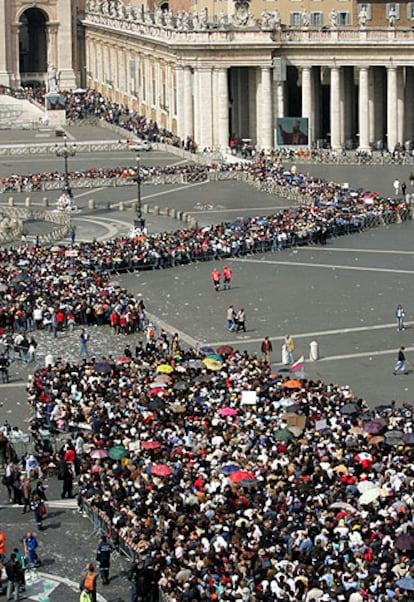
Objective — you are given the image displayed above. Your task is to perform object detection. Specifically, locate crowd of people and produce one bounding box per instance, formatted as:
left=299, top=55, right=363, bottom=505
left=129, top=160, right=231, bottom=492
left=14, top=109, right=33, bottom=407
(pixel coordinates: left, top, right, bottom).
left=0, top=158, right=409, bottom=340
left=18, top=328, right=414, bottom=601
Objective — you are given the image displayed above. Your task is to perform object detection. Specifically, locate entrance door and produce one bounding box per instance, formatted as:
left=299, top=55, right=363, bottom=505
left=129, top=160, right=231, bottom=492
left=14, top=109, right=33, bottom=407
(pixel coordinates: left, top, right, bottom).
left=19, top=8, right=47, bottom=78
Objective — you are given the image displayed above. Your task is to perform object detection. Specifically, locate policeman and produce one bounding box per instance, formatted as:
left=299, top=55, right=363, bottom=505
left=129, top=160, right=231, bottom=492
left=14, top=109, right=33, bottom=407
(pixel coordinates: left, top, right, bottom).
left=95, top=534, right=112, bottom=585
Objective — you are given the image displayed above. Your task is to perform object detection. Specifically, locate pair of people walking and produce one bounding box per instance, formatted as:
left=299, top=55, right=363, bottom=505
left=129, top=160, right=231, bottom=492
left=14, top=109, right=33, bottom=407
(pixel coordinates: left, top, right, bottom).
left=211, top=266, right=232, bottom=291
left=226, top=306, right=246, bottom=332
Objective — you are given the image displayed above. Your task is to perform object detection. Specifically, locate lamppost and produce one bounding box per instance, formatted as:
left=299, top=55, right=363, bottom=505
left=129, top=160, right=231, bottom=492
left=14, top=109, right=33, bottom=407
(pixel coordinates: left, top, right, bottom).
left=54, top=134, right=77, bottom=211
left=134, top=155, right=145, bottom=231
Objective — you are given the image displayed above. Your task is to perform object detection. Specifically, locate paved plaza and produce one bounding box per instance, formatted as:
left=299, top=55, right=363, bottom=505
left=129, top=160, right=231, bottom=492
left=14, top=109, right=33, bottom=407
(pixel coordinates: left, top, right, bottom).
left=1, top=123, right=414, bottom=600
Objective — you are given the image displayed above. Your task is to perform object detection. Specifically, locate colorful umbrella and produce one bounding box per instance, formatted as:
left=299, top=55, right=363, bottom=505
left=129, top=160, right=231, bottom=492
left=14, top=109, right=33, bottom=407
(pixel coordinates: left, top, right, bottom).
left=156, top=364, right=174, bottom=374
left=394, top=534, right=414, bottom=551
left=116, top=356, right=132, bottom=363
left=329, top=502, right=357, bottom=514
left=199, top=346, right=215, bottom=355
left=216, top=345, right=234, bottom=355
left=151, top=464, right=173, bottom=476
left=363, top=420, right=385, bottom=435
left=274, top=428, right=295, bottom=441
left=359, top=487, right=384, bottom=505
left=396, top=577, right=414, bottom=591
left=141, top=441, right=161, bottom=450
left=108, top=445, right=128, bottom=460
left=283, top=379, right=302, bottom=389
left=147, top=386, right=167, bottom=395
left=205, top=354, right=222, bottom=362
left=229, top=470, right=255, bottom=483
left=221, top=464, right=240, bottom=474
left=355, top=452, right=373, bottom=463
left=153, top=374, right=171, bottom=384
left=217, top=407, right=238, bottom=416
left=90, top=448, right=108, bottom=459
left=203, top=358, right=222, bottom=371
left=385, top=429, right=405, bottom=445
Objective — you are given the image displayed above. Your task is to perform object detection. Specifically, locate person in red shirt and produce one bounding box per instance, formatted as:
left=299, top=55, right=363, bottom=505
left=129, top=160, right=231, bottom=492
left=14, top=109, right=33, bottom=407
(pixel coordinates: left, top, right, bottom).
left=223, top=266, right=232, bottom=290
left=211, top=268, right=221, bottom=292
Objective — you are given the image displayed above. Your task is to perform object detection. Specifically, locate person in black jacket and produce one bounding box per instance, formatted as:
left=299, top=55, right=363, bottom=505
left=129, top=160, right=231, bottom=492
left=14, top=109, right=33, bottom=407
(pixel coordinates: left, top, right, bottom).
left=96, top=535, right=111, bottom=585
left=5, top=553, right=24, bottom=601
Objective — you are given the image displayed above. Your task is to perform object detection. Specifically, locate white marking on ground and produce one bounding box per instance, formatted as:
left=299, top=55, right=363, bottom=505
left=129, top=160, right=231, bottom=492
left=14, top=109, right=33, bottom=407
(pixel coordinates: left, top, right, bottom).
left=229, top=257, right=414, bottom=275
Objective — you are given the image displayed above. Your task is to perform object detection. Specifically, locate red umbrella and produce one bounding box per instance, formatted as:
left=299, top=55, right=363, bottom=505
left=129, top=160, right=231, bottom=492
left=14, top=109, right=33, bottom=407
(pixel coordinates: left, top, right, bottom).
left=151, top=464, right=173, bottom=476
left=217, top=407, right=238, bottom=416
left=229, top=470, right=255, bottom=483
left=216, top=345, right=234, bottom=355
left=147, top=386, right=166, bottom=396
left=141, top=441, right=162, bottom=450
left=116, top=356, right=132, bottom=363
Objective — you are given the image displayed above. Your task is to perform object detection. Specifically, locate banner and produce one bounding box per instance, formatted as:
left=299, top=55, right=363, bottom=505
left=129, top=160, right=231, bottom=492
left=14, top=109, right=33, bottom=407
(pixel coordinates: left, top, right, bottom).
left=46, top=94, right=66, bottom=111
left=275, top=117, right=309, bottom=146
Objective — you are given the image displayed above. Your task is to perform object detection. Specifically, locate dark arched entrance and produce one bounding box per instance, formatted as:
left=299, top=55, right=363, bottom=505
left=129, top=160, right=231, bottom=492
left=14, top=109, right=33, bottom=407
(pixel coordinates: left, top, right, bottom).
left=19, top=8, right=48, bottom=76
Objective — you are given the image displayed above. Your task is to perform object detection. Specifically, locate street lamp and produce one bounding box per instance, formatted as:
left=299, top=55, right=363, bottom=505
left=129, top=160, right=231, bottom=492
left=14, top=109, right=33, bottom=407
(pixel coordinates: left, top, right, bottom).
left=134, top=154, right=145, bottom=231
left=54, top=134, right=77, bottom=211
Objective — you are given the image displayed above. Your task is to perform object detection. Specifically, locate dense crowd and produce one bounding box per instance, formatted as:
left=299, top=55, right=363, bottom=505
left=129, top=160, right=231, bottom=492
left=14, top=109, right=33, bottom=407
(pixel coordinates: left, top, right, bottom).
left=22, top=331, right=414, bottom=602
left=0, top=159, right=410, bottom=335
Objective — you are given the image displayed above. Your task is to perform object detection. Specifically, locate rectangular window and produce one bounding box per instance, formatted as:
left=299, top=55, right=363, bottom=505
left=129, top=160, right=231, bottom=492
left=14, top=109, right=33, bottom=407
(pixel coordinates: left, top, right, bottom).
left=407, top=2, right=414, bottom=18
left=386, top=3, right=400, bottom=18
left=358, top=3, right=372, bottom=19
left=290, top=11, right=302, bottom=25
left=338, top=11, right=350, bottom=24
left=310, top=11, right=323, bottom=25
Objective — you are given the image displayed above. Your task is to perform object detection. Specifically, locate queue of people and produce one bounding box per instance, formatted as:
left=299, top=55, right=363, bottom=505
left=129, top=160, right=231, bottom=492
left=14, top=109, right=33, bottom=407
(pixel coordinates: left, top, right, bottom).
left=20, top=327, right=414, bottom=602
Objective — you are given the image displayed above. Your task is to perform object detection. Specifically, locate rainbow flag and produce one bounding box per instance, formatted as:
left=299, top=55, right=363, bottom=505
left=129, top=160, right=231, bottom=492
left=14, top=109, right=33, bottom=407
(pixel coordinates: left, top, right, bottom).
left=290, top=356, right=305, bottom=371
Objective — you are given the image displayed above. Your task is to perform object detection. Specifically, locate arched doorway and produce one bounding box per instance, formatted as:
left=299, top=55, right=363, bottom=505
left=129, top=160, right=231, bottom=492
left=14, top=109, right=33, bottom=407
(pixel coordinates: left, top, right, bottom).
left=19, top=8, right=48, bottom=78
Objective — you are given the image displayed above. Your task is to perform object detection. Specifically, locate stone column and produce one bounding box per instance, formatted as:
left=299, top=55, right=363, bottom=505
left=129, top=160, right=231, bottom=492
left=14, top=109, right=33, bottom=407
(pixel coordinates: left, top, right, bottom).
left=368, top=67, right=375, bottom=147
left=249, top=68, right=258, bottom=144
left=330, top=67, right=341, bottom=150
left=47, top=24, right=59, bottom=74
left=257, top=67, right=272, bottom=149
left=301, top=67, right=312, bottom=145
left=0, top=0, right=9, bottom=85
left=217, top=67, right=229, bottom=150
left=183, top=66, right=194, bottom=140
left=175, top=65, right=184, bottom=139
left=55, top=0, right=76, bottom=89
left=274, top=81, right=285, bottom=120
left=358, top=67, right=370, bottom=150
left=312, top=67, right=321, bottom=141
left=194, top=67, right=213, bottom=149
left=397, top=67, right=405, bottom=147
left=405, top=67, right=414, bottom=144
left=10, top=23, right=20, bottom=88
left=387, top=66, right=398, bottom=151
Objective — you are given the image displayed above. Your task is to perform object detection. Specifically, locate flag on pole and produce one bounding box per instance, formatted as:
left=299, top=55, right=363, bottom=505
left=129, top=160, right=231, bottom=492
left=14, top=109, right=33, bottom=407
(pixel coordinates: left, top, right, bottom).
left=290, top=356, right=304, bottom=371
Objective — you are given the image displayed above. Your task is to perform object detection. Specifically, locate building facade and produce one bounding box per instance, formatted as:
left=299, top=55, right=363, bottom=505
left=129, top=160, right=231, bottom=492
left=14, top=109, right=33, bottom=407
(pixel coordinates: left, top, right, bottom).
left=0, top=0, right=413, bottom=151
left=83, top=0, right=414, bottom=151
left=0, top=0, right=79, bottom=90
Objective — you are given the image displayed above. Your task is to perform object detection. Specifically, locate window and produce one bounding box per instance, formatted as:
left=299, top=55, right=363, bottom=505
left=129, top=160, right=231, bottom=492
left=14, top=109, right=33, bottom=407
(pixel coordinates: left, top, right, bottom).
left=407, top=2, right=414, bottom=18
left=358, top=3, right=372, bottom=19
left=338, top=11, right=350, bottom=24
left=290, top=11, right=302, bottom=25
left=310, top=11, right=323, bottom=25
left=386, top=3, right=400, bottom=18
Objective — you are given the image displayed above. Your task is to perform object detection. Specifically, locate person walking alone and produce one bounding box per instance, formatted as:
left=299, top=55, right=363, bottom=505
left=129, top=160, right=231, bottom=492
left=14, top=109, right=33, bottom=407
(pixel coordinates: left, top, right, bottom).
left=261, top=336, right=273, bottom=364
left=394, top=346, right=408, bottom=375
left=79, top=329, right=89, bottom=358
left=395, top=304, right=406, bottom=331
left=96, top=534, right=112, bottom=585
left=80, top=563, right=97, bottom=602
left=284, top=334, right=295, bottom=364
